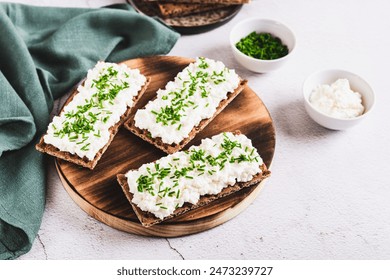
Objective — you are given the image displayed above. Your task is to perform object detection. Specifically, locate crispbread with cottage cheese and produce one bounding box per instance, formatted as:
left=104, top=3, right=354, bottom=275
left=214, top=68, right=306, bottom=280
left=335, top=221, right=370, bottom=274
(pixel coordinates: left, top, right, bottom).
left=36, top=62, right=150, bottom=170
left=117, top=131, right=270, bottom=227
left=124, top=57, right=247, bottom=154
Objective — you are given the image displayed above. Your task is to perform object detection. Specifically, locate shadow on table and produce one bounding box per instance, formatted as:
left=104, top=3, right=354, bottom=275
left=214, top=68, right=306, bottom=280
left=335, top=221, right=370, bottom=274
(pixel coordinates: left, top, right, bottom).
left=272, top=99, right=341, bottom=141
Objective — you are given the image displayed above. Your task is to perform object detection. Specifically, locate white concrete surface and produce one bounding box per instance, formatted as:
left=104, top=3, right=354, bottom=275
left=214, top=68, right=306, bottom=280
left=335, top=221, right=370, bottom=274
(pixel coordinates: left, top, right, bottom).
left=4, top=0, right=390, bottom=259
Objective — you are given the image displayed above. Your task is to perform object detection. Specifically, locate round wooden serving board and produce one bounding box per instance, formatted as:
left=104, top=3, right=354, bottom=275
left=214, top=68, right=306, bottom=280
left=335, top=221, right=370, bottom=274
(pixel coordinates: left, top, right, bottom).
left=55, top=56, right=275, bottom=237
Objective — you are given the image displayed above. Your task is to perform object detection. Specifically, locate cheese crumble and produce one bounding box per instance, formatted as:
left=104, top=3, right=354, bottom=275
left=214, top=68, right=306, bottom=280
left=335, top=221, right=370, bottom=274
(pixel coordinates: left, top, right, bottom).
left=309, top=79, right=364, bottom=119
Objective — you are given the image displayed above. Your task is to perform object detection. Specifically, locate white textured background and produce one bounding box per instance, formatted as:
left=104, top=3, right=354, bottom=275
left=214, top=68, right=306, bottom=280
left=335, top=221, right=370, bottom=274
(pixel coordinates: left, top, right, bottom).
left=3, top=0, right=389, bottom=259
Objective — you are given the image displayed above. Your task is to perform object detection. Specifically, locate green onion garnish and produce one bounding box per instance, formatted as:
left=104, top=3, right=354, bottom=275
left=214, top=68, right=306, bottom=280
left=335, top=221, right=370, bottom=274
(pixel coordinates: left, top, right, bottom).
left=235, top=32, right=289, bottom=60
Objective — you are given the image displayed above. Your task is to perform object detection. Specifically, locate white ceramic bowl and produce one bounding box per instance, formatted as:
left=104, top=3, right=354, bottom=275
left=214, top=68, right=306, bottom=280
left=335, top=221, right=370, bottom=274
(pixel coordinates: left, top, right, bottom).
left=230, top=18, right=296, bottom=73
left=303, top=69, right=375, bottom=130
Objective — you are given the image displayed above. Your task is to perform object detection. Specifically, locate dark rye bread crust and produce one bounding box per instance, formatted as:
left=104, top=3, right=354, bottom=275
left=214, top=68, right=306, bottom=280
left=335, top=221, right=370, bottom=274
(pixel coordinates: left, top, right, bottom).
left=145, top=0, right=250, bottom=4
left=117, top=164, right=270, bottom=227
left=157, top=3, right=226, bottom=18
left=36, top=77, right=151, bottom=170
left=124, top=79, right=248, bottom=154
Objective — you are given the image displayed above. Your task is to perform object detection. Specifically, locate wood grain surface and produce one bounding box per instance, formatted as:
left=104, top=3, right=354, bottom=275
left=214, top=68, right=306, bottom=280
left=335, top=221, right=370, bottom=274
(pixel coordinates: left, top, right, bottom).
left=56, top=56, right=275, bottom=237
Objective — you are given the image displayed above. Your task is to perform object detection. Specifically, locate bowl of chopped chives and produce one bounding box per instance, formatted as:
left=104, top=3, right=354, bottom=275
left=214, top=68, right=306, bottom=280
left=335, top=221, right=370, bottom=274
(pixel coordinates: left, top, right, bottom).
left=230, top=18, right=296, bottom=73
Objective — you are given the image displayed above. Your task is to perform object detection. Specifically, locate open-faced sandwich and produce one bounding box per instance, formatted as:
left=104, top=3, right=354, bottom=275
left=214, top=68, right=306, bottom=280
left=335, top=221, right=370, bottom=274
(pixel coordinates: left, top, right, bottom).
left=36, top=61, right=150, bottom=169
left=117, top=131, right=270, bottom=227
left=124, top=57, right=247, bottom=154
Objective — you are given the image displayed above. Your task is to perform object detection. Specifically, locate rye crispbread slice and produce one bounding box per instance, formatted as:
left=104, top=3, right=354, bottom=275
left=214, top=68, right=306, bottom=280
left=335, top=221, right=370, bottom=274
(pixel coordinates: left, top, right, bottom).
left=36, top=77, right=151, bottom=170
left=157, top=3, right=227, bottom=18
left=117, top=164, right=270, bottom=227
left=124, top=79, right=247, bottom=154
left=144, top=0, right=250, bottom=4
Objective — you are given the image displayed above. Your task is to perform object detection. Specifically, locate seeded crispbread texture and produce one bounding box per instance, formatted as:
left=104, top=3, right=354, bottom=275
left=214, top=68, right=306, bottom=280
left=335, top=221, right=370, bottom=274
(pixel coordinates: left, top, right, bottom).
left=124, top=79, right=247, bottom=154
left=36, top=77, right=151, bottom=170
left=144, top=0, right=250, bottom=4
left=117, top=162, right=270, bottom=227
left=157, top=3, right=227, bottom=18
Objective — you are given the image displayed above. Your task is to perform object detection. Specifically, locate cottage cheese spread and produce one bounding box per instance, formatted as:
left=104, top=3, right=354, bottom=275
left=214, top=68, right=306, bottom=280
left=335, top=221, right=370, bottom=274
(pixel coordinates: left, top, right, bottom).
left=44, top=61, right=147, bottom=160
left=125, top=132, right=263, bottom=219
left=309, top=79, right=364, bottom=119
left=134, top=57, right=240, bottom=145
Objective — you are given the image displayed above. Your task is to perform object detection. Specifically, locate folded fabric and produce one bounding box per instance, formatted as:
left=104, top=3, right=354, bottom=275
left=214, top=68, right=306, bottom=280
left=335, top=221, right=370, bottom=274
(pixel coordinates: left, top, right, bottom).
left=0, top=2, right=179, bottom=259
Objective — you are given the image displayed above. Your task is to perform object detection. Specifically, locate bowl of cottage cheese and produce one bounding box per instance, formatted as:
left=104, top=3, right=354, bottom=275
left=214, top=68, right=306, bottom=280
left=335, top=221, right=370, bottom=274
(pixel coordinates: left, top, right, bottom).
left=303, top=69, right=375, bottom=130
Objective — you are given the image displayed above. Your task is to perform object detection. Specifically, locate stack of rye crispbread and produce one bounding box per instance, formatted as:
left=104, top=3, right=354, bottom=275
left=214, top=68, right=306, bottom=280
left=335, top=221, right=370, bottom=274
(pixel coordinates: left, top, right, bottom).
left=141, top=0, right=250, bottom=18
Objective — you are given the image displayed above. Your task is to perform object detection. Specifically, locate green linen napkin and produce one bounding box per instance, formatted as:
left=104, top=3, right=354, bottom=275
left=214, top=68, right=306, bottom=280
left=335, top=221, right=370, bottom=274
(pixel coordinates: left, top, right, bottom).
left=0, top=2, right=179, bottom=259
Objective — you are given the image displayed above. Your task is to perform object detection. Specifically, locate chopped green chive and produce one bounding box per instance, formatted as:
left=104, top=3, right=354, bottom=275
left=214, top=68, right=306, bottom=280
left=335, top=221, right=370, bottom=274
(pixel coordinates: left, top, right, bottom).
left=235, top=32, right=289, bottom=60
left=80, top=143, right=90, bottom=151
